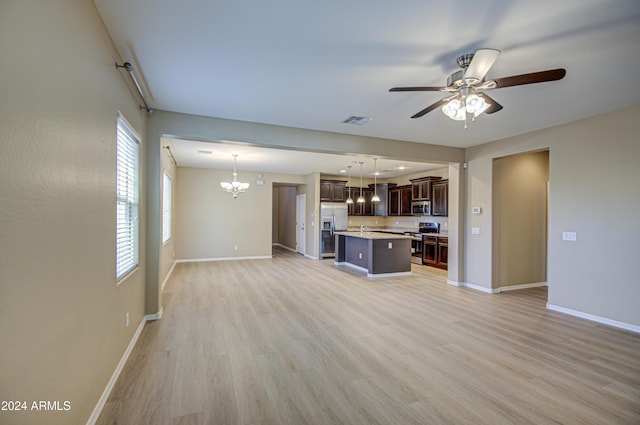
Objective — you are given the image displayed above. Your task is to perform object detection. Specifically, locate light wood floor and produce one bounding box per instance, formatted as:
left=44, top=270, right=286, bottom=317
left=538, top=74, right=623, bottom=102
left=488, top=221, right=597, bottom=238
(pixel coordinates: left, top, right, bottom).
left=97, top=247, right=640, bottom=425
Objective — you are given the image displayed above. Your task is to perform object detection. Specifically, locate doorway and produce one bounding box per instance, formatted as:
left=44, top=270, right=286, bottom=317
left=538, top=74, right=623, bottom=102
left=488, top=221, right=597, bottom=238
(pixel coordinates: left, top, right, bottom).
left=492, top=150, right=549, bottom=293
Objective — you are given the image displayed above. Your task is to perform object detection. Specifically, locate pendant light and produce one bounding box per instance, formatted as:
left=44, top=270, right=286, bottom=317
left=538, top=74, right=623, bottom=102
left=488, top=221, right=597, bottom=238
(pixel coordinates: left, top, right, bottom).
left=220, top=154, right=250, bottom=198
left=371, top=158, right=380, bottom=202
left=346, top=165, right=354, bottom=204
left=357, top=161, right=365, bottom=203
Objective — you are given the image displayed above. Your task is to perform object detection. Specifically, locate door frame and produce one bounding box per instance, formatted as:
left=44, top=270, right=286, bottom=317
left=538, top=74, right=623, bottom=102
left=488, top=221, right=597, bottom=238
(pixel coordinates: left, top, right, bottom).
left=296, top=194, right=306, bottom=255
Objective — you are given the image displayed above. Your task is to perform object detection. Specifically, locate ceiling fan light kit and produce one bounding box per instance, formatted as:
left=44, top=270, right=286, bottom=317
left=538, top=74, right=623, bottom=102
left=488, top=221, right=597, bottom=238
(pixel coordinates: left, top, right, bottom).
left=389, top=48, right=566, bottom=128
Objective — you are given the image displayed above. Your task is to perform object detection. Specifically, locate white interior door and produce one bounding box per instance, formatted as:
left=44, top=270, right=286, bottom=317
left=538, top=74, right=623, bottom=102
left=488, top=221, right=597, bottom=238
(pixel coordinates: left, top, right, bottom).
left=296, top=194, right=306, bottom=255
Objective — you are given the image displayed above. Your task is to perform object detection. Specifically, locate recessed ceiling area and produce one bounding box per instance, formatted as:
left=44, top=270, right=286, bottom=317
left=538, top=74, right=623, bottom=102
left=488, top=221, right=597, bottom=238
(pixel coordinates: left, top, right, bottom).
left=165, top=138, right=446, bottom=178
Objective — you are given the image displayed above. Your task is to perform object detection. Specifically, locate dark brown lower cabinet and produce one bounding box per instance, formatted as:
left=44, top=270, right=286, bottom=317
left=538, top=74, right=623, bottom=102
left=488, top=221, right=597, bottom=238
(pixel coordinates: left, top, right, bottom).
left=437, top=237, right=448, bottom=269
left=423, top=236, right=438, bottom=266
left=423, top=236, right=447, bottom=269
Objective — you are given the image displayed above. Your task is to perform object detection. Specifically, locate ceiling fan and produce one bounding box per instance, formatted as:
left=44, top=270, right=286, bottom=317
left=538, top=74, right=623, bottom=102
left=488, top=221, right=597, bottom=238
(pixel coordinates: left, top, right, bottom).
left=389, top=49, right=566, bottom=126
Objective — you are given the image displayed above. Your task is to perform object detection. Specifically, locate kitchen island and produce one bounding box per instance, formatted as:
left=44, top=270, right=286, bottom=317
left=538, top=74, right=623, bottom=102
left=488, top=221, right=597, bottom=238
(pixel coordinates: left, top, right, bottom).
left=334, top=231, right=413, bottom=277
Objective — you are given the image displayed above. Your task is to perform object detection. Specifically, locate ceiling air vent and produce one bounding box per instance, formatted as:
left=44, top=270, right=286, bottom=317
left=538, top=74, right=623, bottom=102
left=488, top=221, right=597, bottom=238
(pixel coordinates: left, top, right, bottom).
left=342, top=116, right=372, bottom=126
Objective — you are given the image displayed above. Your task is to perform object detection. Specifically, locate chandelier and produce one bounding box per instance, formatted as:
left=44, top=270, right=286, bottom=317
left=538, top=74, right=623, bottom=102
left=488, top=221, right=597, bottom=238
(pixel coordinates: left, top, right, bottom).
left=441, top=88, right=491, bottom=128
left=220, top=154, right=249, bottom=198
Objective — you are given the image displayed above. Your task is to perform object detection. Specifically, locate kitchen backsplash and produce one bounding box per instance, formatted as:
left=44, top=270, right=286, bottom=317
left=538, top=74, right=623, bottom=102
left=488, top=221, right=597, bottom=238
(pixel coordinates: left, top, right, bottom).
left=347, top=215, right=448, bottom=233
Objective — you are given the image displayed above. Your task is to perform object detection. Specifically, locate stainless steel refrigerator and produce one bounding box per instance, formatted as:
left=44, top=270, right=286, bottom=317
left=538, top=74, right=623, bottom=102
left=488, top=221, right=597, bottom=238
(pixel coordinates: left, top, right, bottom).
left=320, top=202, right=348, bottom=258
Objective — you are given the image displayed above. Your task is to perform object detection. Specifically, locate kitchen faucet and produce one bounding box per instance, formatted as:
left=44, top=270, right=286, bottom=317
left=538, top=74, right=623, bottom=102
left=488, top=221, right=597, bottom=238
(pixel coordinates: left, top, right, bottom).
left=360, top=225, right=367, bottom=234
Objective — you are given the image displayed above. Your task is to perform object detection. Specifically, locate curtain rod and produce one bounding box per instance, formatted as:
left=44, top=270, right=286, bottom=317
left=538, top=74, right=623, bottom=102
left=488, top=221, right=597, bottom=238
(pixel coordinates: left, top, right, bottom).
left=164, top=145, right=177, bottom=165
left=116, top=62, right=153, bottom=113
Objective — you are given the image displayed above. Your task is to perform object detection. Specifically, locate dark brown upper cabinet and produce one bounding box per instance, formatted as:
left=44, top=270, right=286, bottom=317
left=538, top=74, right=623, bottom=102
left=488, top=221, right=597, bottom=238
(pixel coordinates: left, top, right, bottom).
left=431, top=179, right=449, bottom=216
left=410, top=176, right=441, bottom=201
left=320, top=180, right=346, bottom=202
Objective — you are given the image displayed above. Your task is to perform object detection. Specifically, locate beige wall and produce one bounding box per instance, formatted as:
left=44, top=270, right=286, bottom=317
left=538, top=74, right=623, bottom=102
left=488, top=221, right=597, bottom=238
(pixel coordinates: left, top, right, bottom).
left=492, top=151, right=548, bottom=288
left=0, top=1, right=147, bottom=424
left=466, top=106, right=640, bottom=326
left=176, top=168, right=306, bottom=260
left=160, top=140, right=177, bottom=288
left=385, top=166, right=449, bottom=186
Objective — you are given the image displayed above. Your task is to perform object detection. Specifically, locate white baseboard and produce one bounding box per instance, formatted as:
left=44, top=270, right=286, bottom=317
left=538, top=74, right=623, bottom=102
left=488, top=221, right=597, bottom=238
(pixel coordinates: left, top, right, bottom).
left=367, top=271, right=412, bottom=278
left=499, top=282, right=547, bottom=292
left=335, top=262, right=411, bottom=278
left=273, top=243, right=311, bottom=257
left=144, top=307, right=163, bottom=321
left=336, top=261, right=367, bottom=273
left=465, top=282, right=498, bottom=293
left=547, top=303, right=640, bottom=334
left=446, top=280, right=547, bottom=294
left=272, top=243, right=297, bottom=253
left=305, top=254, right=318, bottom=260
left=86, top=317, right=146, bottom=425
left=176, top=255, right=272, bottom=263
left=161, top=261, right=176, bottom=292
left=448, top=280, right=496, bottom=293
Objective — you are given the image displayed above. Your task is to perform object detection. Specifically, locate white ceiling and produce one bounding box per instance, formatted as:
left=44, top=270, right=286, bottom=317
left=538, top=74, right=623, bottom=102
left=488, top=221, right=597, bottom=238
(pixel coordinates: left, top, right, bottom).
left=165, top=138, right=445, bottom=177
left=96, top=0, right=640, bottom=168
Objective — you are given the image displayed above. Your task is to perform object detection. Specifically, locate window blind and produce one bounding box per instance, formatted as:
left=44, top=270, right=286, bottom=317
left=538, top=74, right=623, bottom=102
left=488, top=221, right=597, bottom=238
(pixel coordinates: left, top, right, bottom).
left=162, top=171, right=172, bottom=243
left=116, top=114, right=140, bottom=281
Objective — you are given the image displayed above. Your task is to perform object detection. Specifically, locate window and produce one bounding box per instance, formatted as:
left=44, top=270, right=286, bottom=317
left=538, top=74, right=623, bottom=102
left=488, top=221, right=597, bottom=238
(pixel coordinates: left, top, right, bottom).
left=116, top=113, right=140, bottom=281
left=162, top=171, right=172, bottom=243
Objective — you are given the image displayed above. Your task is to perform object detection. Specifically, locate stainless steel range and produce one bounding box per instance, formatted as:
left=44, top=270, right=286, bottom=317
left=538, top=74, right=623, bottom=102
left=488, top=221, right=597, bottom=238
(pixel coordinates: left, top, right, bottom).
left=404, top=222, right=440, bottom=264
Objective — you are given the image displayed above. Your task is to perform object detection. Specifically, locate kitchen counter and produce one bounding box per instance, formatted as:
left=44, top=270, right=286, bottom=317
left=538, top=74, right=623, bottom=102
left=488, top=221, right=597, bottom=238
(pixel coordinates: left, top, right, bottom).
left=335, top=231, right=414, bottom=240
left=334, top=232, right=412, bottom=277
left=347, top=227, right=417, bottom=234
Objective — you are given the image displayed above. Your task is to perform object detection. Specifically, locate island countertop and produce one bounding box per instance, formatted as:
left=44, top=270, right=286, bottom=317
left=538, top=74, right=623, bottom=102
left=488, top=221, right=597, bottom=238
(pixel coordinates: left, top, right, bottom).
left=334, top=231, right=414, bottom=240
left=334, top=232, right=412, bottom=277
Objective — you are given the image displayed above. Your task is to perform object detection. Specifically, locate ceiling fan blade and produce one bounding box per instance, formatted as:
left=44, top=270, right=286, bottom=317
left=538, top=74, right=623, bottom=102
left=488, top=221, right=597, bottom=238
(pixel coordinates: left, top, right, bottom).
left=464, top=48, right=501, bottom=82
left=480, top=93, right=503, bottom=114
left=492, top=68, right=566, bottom=88
left=389, top=86, right=442, bottom=92
left=411, top=98, right=448, bottom=118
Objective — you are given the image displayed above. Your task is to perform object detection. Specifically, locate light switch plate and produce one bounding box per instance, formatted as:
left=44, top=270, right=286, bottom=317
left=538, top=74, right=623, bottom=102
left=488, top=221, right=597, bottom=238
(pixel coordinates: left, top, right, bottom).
left=388, top=242, right=393, bottom=249
left=471, top=227, right=480, bottom=235
left=562, top=232, right=577, bottom=241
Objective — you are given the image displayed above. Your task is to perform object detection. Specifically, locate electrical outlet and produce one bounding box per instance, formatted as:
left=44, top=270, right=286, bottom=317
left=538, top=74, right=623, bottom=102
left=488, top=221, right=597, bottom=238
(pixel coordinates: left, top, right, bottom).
left=125, top=312, right=129, bottom=328
left=388, top=242, right=393, bottom=249
left=359, top=253, right=362, bottom=259
left=234, top=245, right=238, bottom=251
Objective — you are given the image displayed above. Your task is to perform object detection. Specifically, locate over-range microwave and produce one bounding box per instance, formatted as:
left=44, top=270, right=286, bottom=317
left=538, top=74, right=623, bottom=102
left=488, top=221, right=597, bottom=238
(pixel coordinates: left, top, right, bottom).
left=411, top=201, right=431, bottom=216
